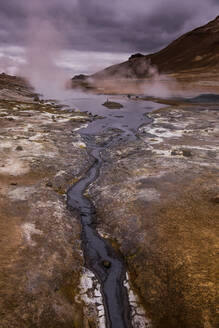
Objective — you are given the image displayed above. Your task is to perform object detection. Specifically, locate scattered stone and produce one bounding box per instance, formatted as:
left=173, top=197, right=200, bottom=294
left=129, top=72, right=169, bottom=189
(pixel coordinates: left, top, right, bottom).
left=182, top=149, right=192, bottom=157
left=46, top=181, right=53, bottom=188
left=102, top=260, right=111, bottom=269
left=171, top=149, right=182, bottom=156
left=10, top=182, right=18, bottom=186
left=34, top=95, right=40, bottom=102
left=171, top=149, right=192, bottom=157
left=16, top=145, right=23, bottom=151
left=211, top=195, right=219, bottom=204
left=7, top=117, right=14, bottom=121
left=102, top=101, right=123, bottom=109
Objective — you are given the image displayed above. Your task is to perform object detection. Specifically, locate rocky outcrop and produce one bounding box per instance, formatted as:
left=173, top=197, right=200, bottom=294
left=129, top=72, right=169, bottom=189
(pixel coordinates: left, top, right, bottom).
left=0, top=73, right=34, bottom=101
left=129, top=53, right=144, bottom=61
left=72, top=74, right=89, bottom=81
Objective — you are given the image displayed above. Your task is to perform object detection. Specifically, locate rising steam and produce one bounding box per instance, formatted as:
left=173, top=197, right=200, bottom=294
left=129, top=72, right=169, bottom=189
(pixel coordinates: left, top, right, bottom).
left=141, top=62, right=180, bottom=98
left=20, top=2, right=179, bottom=99
left=133, top=59, right=178, bottom=97
left=91, top=58, right=181, bottom=98
left=21, top=4, right=70, bottom=99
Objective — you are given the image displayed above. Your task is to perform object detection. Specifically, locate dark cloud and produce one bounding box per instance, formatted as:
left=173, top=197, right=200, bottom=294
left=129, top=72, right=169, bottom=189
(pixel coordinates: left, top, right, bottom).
left=0, top=0, right=219, bottom=53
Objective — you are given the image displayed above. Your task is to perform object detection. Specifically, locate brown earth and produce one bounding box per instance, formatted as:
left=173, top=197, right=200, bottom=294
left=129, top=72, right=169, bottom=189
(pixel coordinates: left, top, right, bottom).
left=1, top=73, right=219, bottom=328
left=90, top=101, right=219, bottom=328
left=0, top=86, right=103, bottom=327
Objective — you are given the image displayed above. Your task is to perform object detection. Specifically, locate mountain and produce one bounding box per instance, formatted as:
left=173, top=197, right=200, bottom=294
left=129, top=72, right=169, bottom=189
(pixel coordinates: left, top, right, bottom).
left=91, top=16, right=219, bottom=80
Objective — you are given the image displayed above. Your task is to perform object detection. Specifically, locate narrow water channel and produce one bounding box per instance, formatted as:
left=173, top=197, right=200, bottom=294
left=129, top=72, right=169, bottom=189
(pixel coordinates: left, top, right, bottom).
left=66, top=96, right=164, bottom=327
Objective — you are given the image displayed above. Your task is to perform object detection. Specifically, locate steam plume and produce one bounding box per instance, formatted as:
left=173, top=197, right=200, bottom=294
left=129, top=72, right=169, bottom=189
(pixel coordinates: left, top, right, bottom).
left=21, top=3, right=69, bottom=98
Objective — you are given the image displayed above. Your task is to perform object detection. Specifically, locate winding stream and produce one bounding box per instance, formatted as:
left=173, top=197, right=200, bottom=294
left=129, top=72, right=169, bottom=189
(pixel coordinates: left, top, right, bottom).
left=66, top=96, right=163, bottom=327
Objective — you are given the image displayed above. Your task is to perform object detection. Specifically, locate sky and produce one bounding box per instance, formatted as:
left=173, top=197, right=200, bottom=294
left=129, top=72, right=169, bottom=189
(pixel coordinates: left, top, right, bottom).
left=0, top=0, right=219, bottom=76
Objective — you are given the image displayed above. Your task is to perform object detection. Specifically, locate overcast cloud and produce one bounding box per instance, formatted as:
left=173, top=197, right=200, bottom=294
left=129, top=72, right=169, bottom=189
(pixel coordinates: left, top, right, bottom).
left=0, top=0, right=218, bottom=75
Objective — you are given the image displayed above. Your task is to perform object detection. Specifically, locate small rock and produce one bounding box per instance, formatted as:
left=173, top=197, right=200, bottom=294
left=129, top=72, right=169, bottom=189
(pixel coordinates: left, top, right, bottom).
left=46, top=181, right=53, bottom=188
left=171, top=150, right=181, bottom=156
left=102, top=101, right=123, bottom=109
left=7, top=117, right=14, bottom=121
left=171, top=149, right=192, bottom=157
left=10, top=182, right=18, bottom=186
left=211, top=195, right=219, bottom=204
left=34, top=95, right=40, bottom=102
left=182, top=149, right=192, bottom=157
left=16, top=146, right=23, bottom=151
left=129, top=53, right=144, bottom=60
left=102, top=260, right=111, bottom=269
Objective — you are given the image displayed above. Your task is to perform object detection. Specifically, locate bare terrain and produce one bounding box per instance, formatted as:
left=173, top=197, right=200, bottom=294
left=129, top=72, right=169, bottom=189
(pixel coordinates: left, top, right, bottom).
left=0, top=34, right=218, bottom=327
left=90, top=98, right=219, bottom=327
left=0, top=75, right=106, bottom=327
left=72, top=16, right=219, bottom=96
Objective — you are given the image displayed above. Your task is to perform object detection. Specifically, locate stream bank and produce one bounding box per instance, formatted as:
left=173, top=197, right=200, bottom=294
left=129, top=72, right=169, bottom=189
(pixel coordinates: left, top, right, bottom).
left=89, top=100, right=219, bottom=328
left=66, top=96, right=164, bottom=327
left=0, top=88, right=218, bottom=327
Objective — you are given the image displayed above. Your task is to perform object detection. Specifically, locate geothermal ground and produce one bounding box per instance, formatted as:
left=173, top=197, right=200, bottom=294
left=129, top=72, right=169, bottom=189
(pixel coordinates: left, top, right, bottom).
left=0, top=75, right=218, bottom=328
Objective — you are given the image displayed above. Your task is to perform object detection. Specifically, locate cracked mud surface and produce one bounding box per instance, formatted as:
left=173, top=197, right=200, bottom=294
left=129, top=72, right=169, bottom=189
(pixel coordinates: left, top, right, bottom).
left=90, top=102, right=219, bottom=328
left=0, top=97, right=98, bottom=327
left=0, top=81, right=218, bottom=328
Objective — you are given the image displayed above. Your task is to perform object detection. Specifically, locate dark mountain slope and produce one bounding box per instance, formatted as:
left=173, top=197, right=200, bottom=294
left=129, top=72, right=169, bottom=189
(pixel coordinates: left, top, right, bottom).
left=91, top=16, right=219, bottom=79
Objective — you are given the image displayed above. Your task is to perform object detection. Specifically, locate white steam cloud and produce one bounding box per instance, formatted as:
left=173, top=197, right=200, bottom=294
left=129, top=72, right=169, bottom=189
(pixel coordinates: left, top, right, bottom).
left=131, top=59, right=176, bottom=97
left=8, top=1, right=182, bottom=100
left=141, top=62, right=180, bottom=98
left=21, top=4, right=70, bottom=99
left=0, top=55, right=17, bottom=75
left=92, top=58, right=181, bottom=98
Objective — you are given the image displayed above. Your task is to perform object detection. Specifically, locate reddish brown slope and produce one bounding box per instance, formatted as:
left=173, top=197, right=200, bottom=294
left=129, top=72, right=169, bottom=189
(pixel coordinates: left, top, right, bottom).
left=91, top=16, right=219, bottom=79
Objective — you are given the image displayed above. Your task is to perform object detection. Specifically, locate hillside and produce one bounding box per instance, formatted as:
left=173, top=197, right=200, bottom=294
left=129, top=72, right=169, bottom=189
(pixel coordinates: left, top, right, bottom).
left=91, top=16, right=219, bottom=80
left=0, top=73, right=34, bottom=101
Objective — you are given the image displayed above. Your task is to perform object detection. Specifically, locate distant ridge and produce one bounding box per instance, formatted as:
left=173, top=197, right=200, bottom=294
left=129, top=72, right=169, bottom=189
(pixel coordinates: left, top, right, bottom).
left=91, top=16, right=219, bottom=79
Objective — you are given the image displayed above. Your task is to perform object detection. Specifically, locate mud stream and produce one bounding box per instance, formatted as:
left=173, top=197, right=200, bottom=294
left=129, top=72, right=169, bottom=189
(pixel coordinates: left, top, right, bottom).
left=66, top=96, right=164, bottom=327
